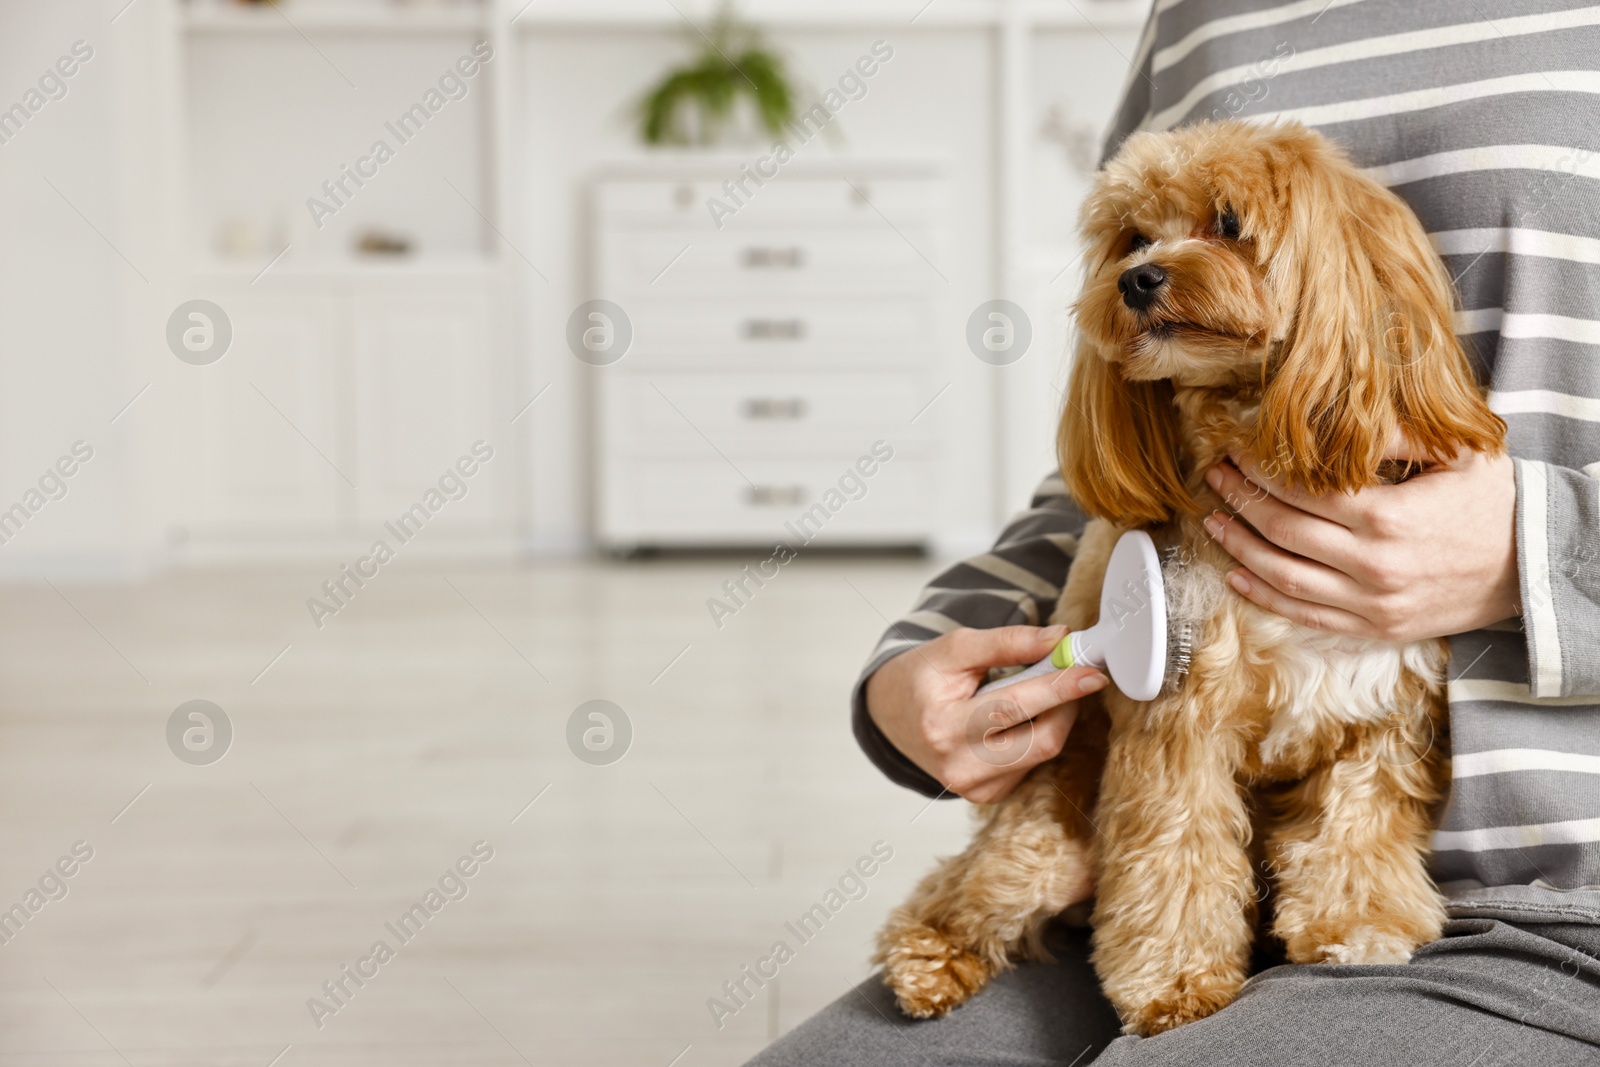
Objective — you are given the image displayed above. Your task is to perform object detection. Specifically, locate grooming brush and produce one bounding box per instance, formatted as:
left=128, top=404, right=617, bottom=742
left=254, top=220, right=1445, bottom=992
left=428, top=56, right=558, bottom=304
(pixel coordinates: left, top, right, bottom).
left=978, top=530, right=1193, bottom=702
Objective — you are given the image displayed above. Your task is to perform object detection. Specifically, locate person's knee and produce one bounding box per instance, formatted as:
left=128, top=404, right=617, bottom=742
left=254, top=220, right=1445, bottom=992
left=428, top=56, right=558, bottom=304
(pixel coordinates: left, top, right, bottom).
left=1085, top=1014, right=1253, bottom=1067
left=1087, top=1033, right=1169, bottom=1066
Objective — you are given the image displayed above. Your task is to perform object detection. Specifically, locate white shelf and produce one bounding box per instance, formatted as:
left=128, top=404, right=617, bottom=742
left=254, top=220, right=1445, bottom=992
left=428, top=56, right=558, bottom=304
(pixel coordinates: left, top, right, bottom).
left=183, top=3, right=489, bottom=33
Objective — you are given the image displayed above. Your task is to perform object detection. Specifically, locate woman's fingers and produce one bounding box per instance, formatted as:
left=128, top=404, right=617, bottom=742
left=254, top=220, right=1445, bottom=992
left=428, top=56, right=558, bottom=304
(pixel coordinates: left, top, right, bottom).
left=1203, top=509, right=1364, bottom=611
left=1206, top=461, right=1355, bottom=566
left=1224, top=567, right=1376, bottom=638
left=890, top=628, right=1112, bottom=802
left=927, top=624, right=1069, bottom=676
left=945, top=668, right=1103, bottom=799
left=1222, top=454, right=1363, bottom=531
left=953, top=703, right=1078, bottom=802
left=980, top=665, right=1106, bottom=722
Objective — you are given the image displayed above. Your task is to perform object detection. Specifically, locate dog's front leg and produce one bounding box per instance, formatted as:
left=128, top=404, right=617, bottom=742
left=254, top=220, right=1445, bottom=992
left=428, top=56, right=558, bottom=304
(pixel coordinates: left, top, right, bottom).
left=1090, top=698, right=1256, bottom=1036
left=876, top=745, right=1103, bottom=1019
left=1267, top=680, right=1448, bottom=966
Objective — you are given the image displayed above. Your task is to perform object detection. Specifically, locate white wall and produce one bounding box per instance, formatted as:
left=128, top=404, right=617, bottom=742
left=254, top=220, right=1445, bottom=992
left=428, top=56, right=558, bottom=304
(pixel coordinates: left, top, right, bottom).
left=0, top=1, right=150, bottom=576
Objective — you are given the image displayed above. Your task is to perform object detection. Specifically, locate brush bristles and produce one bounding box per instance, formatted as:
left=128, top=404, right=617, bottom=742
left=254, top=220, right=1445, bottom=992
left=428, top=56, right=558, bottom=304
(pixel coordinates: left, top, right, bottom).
left=1159, top=543, right=1195, bottom=695
left=1166, top=620, right=1193, bottom=691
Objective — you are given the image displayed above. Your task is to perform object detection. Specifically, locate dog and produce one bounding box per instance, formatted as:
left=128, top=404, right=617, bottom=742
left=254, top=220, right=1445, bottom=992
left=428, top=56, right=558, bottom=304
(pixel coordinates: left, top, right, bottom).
left=876, top=120, right=1505, bottom=1036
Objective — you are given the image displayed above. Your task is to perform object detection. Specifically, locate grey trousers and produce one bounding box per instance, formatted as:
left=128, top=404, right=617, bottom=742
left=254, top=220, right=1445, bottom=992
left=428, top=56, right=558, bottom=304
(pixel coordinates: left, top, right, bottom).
left=746, top=919, right=1600, bottom=1066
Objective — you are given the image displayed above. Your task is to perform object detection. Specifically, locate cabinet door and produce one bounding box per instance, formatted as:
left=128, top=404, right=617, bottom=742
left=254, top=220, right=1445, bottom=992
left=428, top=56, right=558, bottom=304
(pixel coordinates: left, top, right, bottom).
left=350, top=285, right=506, bottom=530
left=194, top=292, right=344, bottom=536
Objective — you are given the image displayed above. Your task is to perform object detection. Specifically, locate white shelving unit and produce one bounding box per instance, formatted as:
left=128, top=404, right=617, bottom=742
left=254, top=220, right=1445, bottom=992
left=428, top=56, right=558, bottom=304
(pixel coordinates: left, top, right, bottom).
left=591, top=157, right=947, bottom=549
left=150, top=0, right=526, bottom=560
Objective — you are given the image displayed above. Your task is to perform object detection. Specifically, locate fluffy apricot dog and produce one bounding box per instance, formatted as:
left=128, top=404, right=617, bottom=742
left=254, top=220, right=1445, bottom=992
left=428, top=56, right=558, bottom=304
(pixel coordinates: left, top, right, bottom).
left=877, top=120, right=1505, bottom=1036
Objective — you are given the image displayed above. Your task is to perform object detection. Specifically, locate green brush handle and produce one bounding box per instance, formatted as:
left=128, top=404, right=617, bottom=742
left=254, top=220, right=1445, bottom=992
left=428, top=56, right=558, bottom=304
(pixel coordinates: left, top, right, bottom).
left=977, top=632, right=1105, bottom=696
left=1053, top=630, right=1108, bottom=671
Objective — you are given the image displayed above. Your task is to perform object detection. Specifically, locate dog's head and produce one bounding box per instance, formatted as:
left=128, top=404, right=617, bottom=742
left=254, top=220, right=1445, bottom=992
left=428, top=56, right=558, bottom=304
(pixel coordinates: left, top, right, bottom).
left=1061, top=120, right=1505, bottom=526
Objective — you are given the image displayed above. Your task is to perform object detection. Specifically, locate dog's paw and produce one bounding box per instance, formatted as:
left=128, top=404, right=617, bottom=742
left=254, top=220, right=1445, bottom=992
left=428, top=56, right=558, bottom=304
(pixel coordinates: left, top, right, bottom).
left=879, top=922, right=995, bottom=1019
left=1289, top=924, right=1416, bottom=966
left=1119, top=970, right=1242, bottom=1036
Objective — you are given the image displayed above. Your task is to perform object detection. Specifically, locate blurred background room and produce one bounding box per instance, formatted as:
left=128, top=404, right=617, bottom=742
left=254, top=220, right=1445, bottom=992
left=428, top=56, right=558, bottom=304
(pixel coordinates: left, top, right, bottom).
left=0, top=0, right=1147, bottom=1063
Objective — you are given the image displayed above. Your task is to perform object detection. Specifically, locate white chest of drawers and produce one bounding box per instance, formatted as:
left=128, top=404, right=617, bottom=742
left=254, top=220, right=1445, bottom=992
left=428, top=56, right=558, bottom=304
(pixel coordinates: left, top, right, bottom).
left=591, top=159, right=945, bottom=550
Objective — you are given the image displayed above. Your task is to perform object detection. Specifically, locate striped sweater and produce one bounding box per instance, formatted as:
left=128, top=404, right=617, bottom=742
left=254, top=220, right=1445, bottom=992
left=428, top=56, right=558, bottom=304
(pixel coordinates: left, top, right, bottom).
left=856, top=0, right=1600, bottom=923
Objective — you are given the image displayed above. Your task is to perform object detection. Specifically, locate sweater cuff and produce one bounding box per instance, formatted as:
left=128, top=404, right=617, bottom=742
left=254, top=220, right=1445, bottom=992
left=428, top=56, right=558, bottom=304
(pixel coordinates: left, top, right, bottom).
left=851, top=645, right=949, bottom=799
left=1513, top=458, right=1600, bottom=697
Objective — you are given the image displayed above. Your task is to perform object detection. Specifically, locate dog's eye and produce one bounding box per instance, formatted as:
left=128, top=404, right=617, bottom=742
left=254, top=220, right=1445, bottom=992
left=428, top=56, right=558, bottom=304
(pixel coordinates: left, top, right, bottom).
left=1216, top=207, right=1242, bottom=240
left=1129, top=233, right=1151, bottom=252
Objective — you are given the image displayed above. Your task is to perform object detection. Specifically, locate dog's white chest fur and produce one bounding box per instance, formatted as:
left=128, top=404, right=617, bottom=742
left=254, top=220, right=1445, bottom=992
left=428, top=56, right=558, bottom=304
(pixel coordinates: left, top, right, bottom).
left=1252, top=621, right=1431, bottom=770
left=1164, top=555, right=1444, bottom=774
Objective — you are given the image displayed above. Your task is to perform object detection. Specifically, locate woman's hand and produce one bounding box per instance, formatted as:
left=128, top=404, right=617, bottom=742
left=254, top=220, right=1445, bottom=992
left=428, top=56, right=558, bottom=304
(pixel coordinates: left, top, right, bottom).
left=1203, top=443, right=1520, bottom=641
left=865, top=626, right=1108, bottom=804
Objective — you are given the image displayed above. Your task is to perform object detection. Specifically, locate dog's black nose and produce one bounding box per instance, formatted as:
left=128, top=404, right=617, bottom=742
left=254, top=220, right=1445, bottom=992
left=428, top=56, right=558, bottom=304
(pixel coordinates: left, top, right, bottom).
left=1118, top=264, right=1168, bottom=310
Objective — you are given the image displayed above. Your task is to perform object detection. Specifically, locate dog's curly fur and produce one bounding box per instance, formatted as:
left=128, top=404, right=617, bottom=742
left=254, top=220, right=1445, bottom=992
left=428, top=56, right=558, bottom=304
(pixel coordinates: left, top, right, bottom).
left=877, top=120, right=1506, bottom=1036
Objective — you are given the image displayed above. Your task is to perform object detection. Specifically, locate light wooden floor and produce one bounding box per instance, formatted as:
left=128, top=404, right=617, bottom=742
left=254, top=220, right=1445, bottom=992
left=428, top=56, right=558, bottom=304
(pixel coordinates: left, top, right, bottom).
left=0, top=554, right=977, bottom=1066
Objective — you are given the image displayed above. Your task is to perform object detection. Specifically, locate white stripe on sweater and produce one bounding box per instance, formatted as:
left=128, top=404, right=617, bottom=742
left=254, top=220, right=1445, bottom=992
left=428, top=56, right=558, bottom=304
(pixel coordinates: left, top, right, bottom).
left=1456, top=307, right=1504, bottom=335
left=1517, top=459, right=1565, bottom=700
left=1455, top=309, right=1600, bottom=345
left=1434, top=815, right=1600, bottom=852
left=869, top=636, right=923, bottom=663
left=1501, top=313, right=1600, bottom=345
left=1448, top=678, right=1595, bottom=706
left=1154, top=8, right=1600, bottom=128
left=963, top=554, right=1063, bottom=602
left=1255, top=71, right=1600, bottom=130
left=1153, top=0, right=1372, bottom=73
left=1366, top=145, right=1600, bottom=187
left=913, top=585, right=1032, bottom=612
left=899, top=609, right=976, bottom=636
left=1454, top=748, right=1600, bottom=778
left=1431, top=227, right=1600, bottom=266
left=995, top=529, right=1080, bottom=554
left=1491, top=389, right=1600, bottom=424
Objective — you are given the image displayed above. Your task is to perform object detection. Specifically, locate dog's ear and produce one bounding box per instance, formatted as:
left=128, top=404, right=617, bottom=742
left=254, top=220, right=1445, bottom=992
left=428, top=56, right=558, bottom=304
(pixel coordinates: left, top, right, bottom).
left=1351, top=173, right=1507, bottom=466
left=1059, top=337, right=1191, bottom=526
left=1254, top=159, right=1504, bottom=492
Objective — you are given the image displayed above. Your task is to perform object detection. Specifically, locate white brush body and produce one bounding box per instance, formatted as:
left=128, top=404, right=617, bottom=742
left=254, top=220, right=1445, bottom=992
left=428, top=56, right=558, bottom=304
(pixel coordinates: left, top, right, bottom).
left=978, top=530, right=1179, bottom=703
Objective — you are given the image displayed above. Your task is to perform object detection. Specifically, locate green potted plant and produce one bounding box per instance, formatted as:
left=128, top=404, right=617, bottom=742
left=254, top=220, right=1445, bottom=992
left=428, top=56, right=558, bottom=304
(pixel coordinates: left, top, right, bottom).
left=637, top=4, right=797, bottom=147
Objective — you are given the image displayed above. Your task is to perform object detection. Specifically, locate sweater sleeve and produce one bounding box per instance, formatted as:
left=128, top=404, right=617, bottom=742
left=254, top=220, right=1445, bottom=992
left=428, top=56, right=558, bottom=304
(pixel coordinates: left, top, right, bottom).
left=851, top=475, right=1089, bottom=796
left=1513, top=459, right=1600, bottom=698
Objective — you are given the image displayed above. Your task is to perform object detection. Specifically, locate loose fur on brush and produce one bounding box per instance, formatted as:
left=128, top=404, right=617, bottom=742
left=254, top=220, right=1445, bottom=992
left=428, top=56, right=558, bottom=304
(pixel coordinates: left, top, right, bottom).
left=876, top=120, right=1506, bottom=1036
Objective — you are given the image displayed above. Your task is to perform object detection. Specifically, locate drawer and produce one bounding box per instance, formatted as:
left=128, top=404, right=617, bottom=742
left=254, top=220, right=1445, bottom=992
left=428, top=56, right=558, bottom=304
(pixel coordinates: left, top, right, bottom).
left=605, top=373, right=934, bottom=458
left=599, top=455, right=934, bottom=547
left=600, top=229, right=937, bottom=295
left=596, top=178, right=941, bottom=232
left=620, top=297, right=931, bottom=369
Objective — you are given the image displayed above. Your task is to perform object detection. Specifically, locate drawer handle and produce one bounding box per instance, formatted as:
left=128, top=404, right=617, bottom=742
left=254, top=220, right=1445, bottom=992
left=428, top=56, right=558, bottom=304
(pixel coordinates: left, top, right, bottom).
left=741, top=397, right=807, bottom=420
left=743, top=318, right=806, bottom=340
left=742, top=246, right=805, bottom=269
left=744, top=484, right=808, bottom=507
